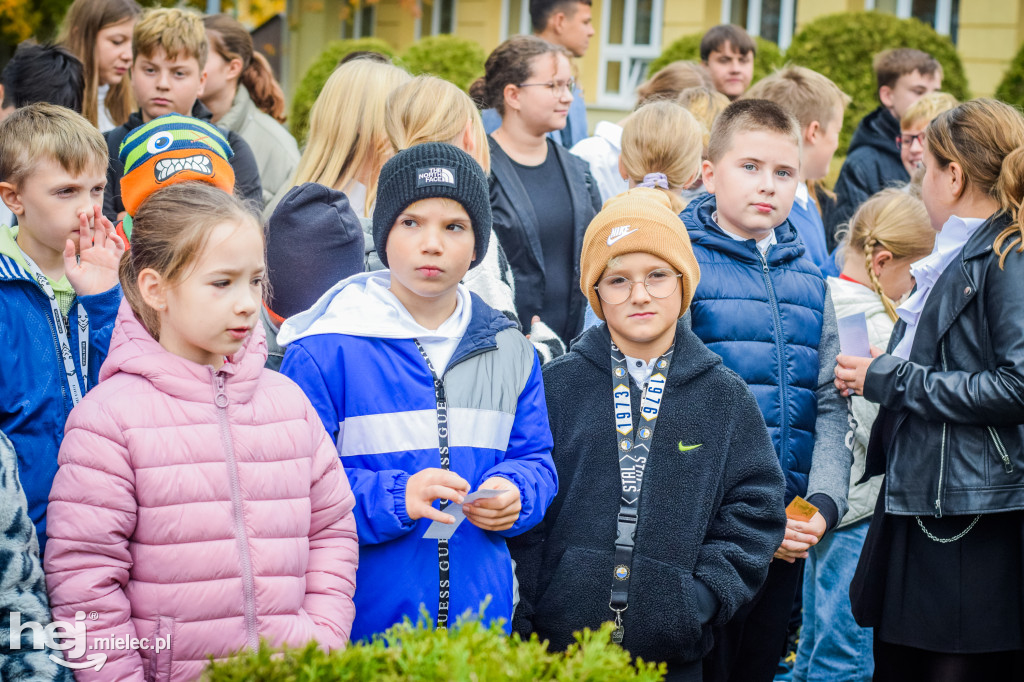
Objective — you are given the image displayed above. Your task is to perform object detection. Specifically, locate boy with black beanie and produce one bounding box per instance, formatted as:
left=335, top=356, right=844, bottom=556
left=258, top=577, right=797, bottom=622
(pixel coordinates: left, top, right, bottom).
left=278, top=142, right=557, bottom=640
left=510, top=188, right=785, bottom=682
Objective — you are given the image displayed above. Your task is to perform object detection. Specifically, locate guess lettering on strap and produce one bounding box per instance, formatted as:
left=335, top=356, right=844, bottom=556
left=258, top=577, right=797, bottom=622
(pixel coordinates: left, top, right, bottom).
left=20, top=250, right=89, bottom=406
left=414, top=339, right=453, bottom=630
left=608, top=342, right=672, bottom=643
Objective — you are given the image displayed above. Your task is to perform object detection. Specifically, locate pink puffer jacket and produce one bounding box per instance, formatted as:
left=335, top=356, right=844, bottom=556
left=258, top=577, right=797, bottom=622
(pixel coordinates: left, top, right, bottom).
left=44, top=301, right=358, bottom=681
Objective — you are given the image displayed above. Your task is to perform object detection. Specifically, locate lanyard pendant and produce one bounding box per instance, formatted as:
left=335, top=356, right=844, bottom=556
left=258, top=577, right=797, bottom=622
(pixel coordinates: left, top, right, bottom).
left=611, top=609, right=625, bottom=644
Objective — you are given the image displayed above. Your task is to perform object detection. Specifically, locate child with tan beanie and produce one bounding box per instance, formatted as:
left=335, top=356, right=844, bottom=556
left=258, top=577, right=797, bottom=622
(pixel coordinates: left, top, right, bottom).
left=509, top=187, right=786, bottom=682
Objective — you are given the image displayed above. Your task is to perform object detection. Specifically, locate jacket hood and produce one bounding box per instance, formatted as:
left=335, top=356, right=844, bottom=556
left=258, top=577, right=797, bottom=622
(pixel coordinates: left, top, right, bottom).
left=571, top=318, right=723, bottom=387
left=101, top=298, right=268, bottom=403
left=681, top=193, right=806, bottom=266
left=278, top=270, right=513, bottom=347
left=848, top=106, right=901, bottom=156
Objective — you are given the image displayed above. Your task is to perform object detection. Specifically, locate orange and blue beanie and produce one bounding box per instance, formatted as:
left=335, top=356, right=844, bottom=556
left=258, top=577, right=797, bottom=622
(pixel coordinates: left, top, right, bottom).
left=118, top=114, right=235, bottom=239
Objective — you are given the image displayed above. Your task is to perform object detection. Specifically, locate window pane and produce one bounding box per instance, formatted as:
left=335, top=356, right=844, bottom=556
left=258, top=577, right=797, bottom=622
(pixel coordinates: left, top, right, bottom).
left=609, top=0, right=626, bottom=45
left=911, top=0, right=937, bottom=26
left=628, top=58, right=651, bottom=92
left=760, top=0, right=782, bottom=43
left=875, top=0, right=898, bottom=13
left=359, top=5, right=374, bottom=36
left=606, top=60, right=622, bottom=95
left=730, top=0, right=749, bottom=27
left=949, top=0, right=959, bottom=43
left=634, top=0, right=653, bottom=46
left=440, top=0, right=454, bottom=33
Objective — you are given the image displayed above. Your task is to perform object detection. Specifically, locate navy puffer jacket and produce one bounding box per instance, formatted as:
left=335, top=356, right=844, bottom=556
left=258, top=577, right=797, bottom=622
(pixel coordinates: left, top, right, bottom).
left=682, top=193, right=826, bottom=501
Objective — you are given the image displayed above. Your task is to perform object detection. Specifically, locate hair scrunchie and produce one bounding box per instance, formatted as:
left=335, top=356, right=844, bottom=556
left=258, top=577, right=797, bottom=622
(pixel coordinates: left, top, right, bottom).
left=638, top=172, right=669, bottom=189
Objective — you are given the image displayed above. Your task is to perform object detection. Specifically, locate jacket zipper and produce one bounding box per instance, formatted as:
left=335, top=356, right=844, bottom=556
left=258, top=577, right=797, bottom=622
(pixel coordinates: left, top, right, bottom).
left=935, top=341, right=950, bottom=516
left=213, top=372, right=260, bottom=651
left=989, top=427, right=1013, bottom=474
left=757, top=250, right=790, bottom=465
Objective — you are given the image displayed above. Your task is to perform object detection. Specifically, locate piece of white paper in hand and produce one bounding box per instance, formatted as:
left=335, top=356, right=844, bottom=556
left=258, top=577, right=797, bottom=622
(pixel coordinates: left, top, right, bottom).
left=422, top=488, right=505, bottom=540
left=837, top=312, right=872, bottom=358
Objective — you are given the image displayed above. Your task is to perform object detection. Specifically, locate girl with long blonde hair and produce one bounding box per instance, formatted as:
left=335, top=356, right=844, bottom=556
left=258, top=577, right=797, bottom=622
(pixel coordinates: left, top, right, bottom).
left=268, top=59, right=410, bottom=218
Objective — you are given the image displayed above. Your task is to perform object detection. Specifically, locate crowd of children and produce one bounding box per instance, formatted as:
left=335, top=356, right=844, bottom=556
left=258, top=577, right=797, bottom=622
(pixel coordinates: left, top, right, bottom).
left=1, top=1, right=1023, bottom=681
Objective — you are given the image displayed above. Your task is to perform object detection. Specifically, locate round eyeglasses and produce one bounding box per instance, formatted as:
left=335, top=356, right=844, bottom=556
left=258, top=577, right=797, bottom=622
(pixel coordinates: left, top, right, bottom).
left=595, top=268, right=682, bottom=305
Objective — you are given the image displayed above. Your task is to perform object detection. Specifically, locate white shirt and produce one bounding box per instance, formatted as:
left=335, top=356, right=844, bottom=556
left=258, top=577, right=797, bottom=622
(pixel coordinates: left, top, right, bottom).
left=623, top=354, right=657, bottom=389
left=891, top=215, right=985, bottom=360
left=570, top=121, right=629, bottom=203
left=715, top=210, right=777, bottom=255
left=96, top=84, right=116, bottom=133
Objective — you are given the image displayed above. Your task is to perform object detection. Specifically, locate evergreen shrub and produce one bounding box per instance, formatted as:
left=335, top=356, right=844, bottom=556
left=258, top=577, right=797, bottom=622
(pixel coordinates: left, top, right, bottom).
left=785, top=11, right=969, bottom=155
left=203, top=611, right=665, bottom=682
left=401, top=34, right=486, bottom=92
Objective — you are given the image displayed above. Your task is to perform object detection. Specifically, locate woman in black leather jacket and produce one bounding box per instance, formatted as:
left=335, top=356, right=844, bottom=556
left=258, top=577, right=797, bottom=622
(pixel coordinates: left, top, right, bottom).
left=835, top=99, right=1024, bottom=681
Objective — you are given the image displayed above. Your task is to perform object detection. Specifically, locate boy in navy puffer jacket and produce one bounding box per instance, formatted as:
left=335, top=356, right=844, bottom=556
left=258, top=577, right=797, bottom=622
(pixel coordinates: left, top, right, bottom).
left=681, top=99, right=852, bottom=682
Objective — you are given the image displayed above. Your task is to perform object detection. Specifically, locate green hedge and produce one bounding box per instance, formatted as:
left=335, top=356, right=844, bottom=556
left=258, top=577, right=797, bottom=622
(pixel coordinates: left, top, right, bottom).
left=203, top=611, right=665, bottom=681
left=995, top=41, right=1024, bottom=109
left=648, top=34, right=785, bottom=87
left=400, top=34, right=486, bottom=92
left=785, top=11, right=969, bottom=156
left=288, top=37, right=397, bottom=146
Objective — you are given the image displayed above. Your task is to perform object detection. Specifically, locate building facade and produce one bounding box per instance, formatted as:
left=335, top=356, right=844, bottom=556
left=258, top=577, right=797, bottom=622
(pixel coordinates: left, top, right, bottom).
left=279, top=0, right=1023, bottom=121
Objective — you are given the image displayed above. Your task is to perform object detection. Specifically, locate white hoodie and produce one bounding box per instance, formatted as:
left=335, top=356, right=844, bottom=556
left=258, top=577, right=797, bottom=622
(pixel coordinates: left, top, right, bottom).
left=278, top=270, right=473, bottom=375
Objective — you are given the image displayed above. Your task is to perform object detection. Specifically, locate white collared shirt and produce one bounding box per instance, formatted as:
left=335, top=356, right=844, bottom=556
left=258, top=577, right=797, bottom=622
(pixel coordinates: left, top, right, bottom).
left=714, top=210, right=777, bottom=255
left=891, top=214, right=986, bottom=360
left=623, top=355, right=657, bottom=389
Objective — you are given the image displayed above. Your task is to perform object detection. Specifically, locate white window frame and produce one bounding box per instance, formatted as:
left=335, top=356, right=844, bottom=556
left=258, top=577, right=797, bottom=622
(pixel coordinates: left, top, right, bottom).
left=341, top=0, right=376, bottom=39
left=720, top=0, right=797, bottom=50
left=864, top=0, right=955, bottom=37
left=500, top=0, right=532, bottom=40
left=597, top=0, right=665, bottom=109
left=417, top=0, right=458, bottom=39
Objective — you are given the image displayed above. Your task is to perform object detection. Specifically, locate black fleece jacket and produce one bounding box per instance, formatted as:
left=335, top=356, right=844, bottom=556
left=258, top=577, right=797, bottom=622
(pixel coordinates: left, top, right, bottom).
left=509, top=321, right=786, bottom=666
left=102, top=101, right=263, bottom=221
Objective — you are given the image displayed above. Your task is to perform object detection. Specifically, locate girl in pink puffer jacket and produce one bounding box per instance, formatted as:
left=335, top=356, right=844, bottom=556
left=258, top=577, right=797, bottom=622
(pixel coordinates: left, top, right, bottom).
left=43, top=183, right=359, bottom=682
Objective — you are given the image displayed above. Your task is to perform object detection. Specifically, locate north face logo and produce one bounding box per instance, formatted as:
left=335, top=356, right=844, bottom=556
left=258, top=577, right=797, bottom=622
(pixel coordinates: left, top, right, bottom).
left=416, top=167, right=456, bottom=187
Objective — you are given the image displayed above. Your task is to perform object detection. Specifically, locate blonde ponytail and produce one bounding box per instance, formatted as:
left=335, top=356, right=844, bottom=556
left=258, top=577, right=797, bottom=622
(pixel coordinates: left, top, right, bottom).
left=842, top=189, right=934, bottom=321
left=619, top=101, right=703, bottom=213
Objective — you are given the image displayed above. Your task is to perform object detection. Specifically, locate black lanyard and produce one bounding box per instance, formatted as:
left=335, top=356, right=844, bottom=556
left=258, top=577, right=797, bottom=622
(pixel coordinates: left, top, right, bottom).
left=609, top=342, right=672, bottom=644
left=414, top=340, right=452, bottom=630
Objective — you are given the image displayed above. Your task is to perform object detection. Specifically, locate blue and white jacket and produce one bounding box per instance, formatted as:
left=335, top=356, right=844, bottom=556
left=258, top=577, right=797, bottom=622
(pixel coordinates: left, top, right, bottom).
left=0, top=228, right=121, bottom=553
left=279, top=271, right=557, bottom=641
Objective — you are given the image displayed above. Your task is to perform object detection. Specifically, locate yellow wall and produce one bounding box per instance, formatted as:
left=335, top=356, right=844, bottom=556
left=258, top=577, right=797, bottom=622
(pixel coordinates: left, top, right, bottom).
left=957, top=0, right=1023, bottom=96
left=285, top=0, right=1022, bottom=107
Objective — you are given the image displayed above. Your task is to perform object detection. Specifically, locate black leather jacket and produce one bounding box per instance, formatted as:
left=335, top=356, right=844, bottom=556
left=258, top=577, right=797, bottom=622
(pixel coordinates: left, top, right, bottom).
left=863, top=211, right=1024, bottom=516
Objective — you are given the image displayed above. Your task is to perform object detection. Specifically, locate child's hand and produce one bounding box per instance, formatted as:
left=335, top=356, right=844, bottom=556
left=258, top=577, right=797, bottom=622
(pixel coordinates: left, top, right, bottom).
left=773, top=512, right=827, bottom=563
left=65, top=206, right=124, bottom=296
left=405, top=468, right=470, bottom=523
left=834, top=347, right=882, bottom=397
left=463, top=477, right=521, bottom=532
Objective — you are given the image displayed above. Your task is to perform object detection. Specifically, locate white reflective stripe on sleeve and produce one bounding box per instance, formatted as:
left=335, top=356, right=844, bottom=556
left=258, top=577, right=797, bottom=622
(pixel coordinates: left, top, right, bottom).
left=337, top=408, right=515, bottom=457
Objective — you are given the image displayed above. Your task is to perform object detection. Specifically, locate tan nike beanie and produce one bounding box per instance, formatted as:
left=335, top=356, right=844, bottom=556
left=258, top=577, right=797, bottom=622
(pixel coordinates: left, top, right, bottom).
left=580, top=187, right=700, bottom=321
